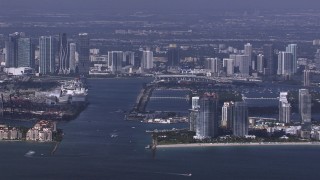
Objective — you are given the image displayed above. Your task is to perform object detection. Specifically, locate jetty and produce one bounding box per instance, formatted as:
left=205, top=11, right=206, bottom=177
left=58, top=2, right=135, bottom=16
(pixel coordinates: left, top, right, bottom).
left=126, top=84, right=155, bottom=121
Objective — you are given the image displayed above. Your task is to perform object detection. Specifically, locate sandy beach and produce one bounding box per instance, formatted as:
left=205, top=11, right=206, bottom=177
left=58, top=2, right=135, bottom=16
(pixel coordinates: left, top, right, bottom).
left=156, top=142, right=320, bottom=148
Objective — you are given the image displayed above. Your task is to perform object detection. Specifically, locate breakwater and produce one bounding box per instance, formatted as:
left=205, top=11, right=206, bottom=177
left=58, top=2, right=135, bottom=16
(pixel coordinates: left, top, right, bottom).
left=126, top=84, right=155, bottom=121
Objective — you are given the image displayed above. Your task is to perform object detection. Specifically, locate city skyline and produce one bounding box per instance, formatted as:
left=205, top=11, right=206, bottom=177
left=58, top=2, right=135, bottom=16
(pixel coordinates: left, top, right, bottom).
left=2, top=0, right=320, bottom=13
left=1, top=2, right=320, bottom=179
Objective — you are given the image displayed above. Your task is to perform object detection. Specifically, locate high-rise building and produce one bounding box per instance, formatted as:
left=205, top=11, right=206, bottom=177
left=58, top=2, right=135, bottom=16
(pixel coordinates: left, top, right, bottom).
left=77, top=33, right=90, bottom=75
left=124, top=51, right=135, bottom=66
left=315, top=49, right=320, bottom=70
left=244, top=43, right=252, bottom=59
left=232, top=102, right=248, bottom=137
left=108, top=51, right=124, bottom=73
left=5, top=32, right=20, bottom=68
left=0, top=52, right=5, bottom=63
left=167, top=44, right=180, bottom=67
left=58, top=33, right=69, bottom=74
left=257, top=54, right=264, bottom=73
left=229, top=54, right=237, bottom=62
left=190, top=96, right=200, bottom=132
left=69, top=43, right=76, bottom=73
left=263, top=44, right=274, bottom=75
left=39, top=36, right=55, bottom=74
left=205, top=58, right=220, bottom=74
left=251, top=55, right=256, bottom=71
left=221, top=102, right=234, bottom=129
left=244, top=43, right=253, bottom=69
left=189, top=109, right=199, bottom=132
left=17, top=38, right=34, bottom=68
left=229, top=54, right=240, bottom=67
left=277, top=51, right=293, bottom=76
left=303, top=70, right=310, bottom=87
left=279, top=92, right=291, bottom=123
left=286, top=44, right=297, bottom=74
left=141, top=50, right=153, bottom=70
left=194, top=93, right=219, bottom=139
left=237, top=55, right=250, bottom=75
left=299, top=89, right=311, bottom=124
left=191, top=96, right=200, bottom=110
left=223, top=58, right=234, bottom=76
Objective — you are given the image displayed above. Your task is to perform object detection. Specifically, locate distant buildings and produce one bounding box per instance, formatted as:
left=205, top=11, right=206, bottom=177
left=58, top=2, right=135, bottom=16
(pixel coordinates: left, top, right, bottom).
left=69, top=43, right=76, bottom=73
left=0, top=125, right=22, bottom=140
left=124, top=51, right=135, bottom=66
left=263, top=44, right=275, bottom=75
left=191, top=96, right=200, bottom=109
left=232, top=102, right=248, bottom=137
left=298, top=89, right=312, bottom=137
left=303, top=70, right=310, bottom=87
left=26, top=120, right=56, bottom=142
left=205, top=58, right=220, bottom=74
left=279, top=92, right=291, bottom=123
left=257, top=54, right=264, bottom=73
left=299, top=89, right=311, bottom=124
left=77, top=33, right=90, bottom=75
left=39, top=36, right=55, bottom=74
left=3, top=32, right=86, bottom=75
left=189, top=96, right=200, bottom=131
left=108, top=51, right=124, bottom=73
left=244, top=43, right=253, bottom=69
left=313, top=39, right=320, bottom=46
left=5, top=32, right=34, bottom=69
left=277, top=51, right=293, bottom=76
left=141, top=50, right=153, bottom=70
left=5, top=32, right=20, bottom=68
left=315, top=49, right=320, bottom=70
left=229, top=54, right=250, bottom=75
left=286, top=44, right=297, bottom=74
left=223, top=58, right=234, bottom=76
left=237, top=55, right=250, bottom=75
left=58, top=33, right=69, bottom=74
left=189, top=109, right=199, bottom=132
left=18, top=37, right=34, bottom=68
left=167, top=44, right=180, bottom=67
left=194, top=93, right=219, bottom=139
left=221, top=102, right=234, bottom=129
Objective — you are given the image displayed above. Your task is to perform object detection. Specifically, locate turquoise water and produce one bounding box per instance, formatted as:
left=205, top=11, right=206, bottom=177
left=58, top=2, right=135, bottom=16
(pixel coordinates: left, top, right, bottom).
left=0, top=78, right=320, bottom=180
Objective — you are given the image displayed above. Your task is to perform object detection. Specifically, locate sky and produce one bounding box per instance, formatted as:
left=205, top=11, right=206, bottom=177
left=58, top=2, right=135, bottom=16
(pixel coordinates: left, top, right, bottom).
left=1, top=0, right=320, bottom=13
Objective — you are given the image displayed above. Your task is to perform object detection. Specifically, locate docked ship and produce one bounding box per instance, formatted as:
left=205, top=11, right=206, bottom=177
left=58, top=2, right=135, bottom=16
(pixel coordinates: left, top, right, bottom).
left=60, top=79, right=88, bottom=103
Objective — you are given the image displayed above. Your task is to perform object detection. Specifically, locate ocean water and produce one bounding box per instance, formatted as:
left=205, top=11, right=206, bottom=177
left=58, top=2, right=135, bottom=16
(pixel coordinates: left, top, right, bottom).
left=0, top=78, right=320, bottom=180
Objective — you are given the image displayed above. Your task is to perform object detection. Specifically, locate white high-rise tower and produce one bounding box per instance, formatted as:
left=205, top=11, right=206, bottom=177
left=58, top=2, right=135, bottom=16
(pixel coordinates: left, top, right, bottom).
left=286, top=44, right=297, bottom=74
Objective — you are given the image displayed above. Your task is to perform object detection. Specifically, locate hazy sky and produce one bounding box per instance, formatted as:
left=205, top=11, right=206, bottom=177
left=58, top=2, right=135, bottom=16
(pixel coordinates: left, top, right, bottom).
left=1, top=0, right=320, bottom=12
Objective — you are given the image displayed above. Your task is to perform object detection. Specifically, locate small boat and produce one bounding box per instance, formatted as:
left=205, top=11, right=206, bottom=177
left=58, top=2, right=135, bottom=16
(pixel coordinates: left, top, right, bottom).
left=25, top=150, right=35, bottom=157
left=145, top=145, right=152, bottom=149
left=110, top=133, right=118, bottom=138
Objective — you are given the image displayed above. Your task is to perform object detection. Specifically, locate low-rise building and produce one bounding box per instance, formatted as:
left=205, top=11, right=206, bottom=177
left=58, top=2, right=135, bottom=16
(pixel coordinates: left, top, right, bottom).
left=0, top=126, right=22, bottom=140
left=26, top=120, right=55, bottom=142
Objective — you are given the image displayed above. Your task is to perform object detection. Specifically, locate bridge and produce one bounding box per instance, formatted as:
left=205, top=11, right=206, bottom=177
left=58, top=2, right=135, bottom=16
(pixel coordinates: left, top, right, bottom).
left=242, top=94, right=279, bottom=101
left=150, top=96, right=189, bottom=100
left=154, top=74, right=215, bottom=83
left=243, top=97, right=279, bottom=100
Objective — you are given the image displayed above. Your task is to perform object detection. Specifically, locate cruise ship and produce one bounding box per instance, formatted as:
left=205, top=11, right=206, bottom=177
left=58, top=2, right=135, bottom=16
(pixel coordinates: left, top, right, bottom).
left=60, top=79, right=88, bottom=103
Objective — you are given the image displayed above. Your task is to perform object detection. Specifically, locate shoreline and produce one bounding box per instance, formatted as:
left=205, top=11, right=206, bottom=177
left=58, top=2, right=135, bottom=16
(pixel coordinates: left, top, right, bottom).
left=156, top=142, right=320, bottom=148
